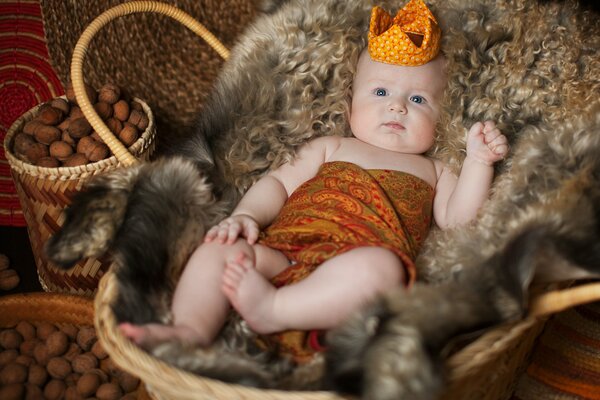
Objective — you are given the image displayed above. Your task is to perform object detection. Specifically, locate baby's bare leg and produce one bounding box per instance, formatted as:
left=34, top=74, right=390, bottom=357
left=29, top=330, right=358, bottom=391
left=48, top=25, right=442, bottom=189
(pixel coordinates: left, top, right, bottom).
left=120, top=239, right=282, bottom=348
left=222, top=247, right=405, bottom=334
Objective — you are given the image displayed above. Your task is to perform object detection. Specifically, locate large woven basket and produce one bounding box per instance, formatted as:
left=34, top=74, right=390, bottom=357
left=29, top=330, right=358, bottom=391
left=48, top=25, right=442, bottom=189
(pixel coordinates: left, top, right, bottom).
left=3, top=96, right=155, bottom=296
left=78, top=2, right=600, bottom=400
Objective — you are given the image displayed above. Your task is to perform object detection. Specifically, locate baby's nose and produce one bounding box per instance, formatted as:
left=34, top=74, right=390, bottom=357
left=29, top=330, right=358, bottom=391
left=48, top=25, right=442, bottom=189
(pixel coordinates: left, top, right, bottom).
left=388, top=99, right=407, bottom=113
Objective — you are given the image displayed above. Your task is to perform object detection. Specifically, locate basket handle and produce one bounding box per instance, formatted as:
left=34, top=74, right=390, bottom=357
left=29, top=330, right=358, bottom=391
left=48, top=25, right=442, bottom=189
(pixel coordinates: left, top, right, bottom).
left=70, top=1, right=230, bottom=166
left=528, top=281, right=600, bottom=317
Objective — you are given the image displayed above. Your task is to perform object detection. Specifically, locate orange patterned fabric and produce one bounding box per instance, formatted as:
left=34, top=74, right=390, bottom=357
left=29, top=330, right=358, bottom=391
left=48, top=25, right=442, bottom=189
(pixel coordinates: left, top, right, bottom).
left=368, top=0, right=441, bottom=66
left=256, top=161, right=434, bottom=362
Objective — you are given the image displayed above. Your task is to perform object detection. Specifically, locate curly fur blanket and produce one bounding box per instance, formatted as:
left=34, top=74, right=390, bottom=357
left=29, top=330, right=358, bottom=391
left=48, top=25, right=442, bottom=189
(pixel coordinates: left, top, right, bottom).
left=47, top=0, right=600, bottom=398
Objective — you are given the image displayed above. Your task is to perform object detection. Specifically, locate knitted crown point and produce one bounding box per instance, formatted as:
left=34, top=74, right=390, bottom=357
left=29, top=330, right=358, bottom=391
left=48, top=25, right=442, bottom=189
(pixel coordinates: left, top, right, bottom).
left=368, top=0, right=441, bottom=66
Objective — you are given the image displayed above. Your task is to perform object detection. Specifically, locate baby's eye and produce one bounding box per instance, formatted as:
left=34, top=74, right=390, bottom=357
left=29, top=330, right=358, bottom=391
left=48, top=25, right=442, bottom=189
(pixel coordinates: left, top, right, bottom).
left=374, top=88, right=388, bottom=96
left=410, top=95, right=426, bottom=104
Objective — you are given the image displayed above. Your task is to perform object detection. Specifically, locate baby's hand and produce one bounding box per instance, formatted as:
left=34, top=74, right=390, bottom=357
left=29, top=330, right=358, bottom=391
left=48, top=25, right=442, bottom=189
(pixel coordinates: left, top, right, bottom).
left=204, top=214, right=260, bottom=245
left=466, top=121, right=509, bottom=166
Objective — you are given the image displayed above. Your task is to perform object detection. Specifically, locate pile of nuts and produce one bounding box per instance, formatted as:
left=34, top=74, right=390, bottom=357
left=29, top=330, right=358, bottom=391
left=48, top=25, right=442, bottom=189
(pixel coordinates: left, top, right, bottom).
left=11, top=82, right=149, bottom=168
left=0, top=254, right=19, bottom=292
left=0, top=321, right=140, bottom=399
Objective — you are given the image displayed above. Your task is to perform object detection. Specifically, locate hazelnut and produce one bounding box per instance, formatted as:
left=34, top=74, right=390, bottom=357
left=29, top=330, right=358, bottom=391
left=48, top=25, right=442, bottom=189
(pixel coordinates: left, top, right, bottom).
left=36, top=156, right=61, bottom=168
left=105, top=117, right=123, bottom=135
left=98, top=83, right=121, bottom=104
left=96, top=382, right=122, bottom=400
left=91, top=340, right=108, bottom=360
left=118, top=123, right=138, bottom=146
left=33, top=343, right=49, bottom=366
left=43, top=378, right=66, bottom=400
left=0, top=383, right=24, bottom=400
left=0, top=362, right=28, bottom=384
left=116, top=370, right=140, bottom=392
left=62, top=153, right=88, bottom=167
left=33, top=125, right=61, bottom=145
left=46, top=356, right=72, bottom=379
left=94, top=101, right=113, bottom=120
left=68, top=117, right=92, bottom=139
left=69, top=106, right=84, bottom=120
left=37, top=104, right=64, bottom=125
left=63, top=386, right=84, bottom=400
left=76, top=372, right=101, bottom=397
left=90, top=131, right=102, bottom=141
left=14, top=355, right=33, bottom=367
left=0, top=329, right=23, bottom=350
left=49, top=141, right=74, bottom=161
left=13, top=133, right=36, bottom=155
left=130, top=100, right=143, bottom=111
left=84, top=142, right=110, bottom=162
left=0, top=349, right=18, bottom=367
left=76, top=136, right=96, bottom=154
left=65, top=372, right=81, bottom=387
left=113, top=100, right=130, bottom=121
left=35, top=322, right=57, bottom=340
left=0, top=269, right=20, bottom=290
left=63, top=342, right=82, bottom=363
left=50, top=98, right=70, bottom=114
left=46, top=331, right=69, bottom=357
left=15, top=322, right=36, bottom=341
left=22, top=120, right=44, bottom=136
left=23, top=142, right=49, bottom=164
left=27, top=363, right=48, bottom=386
left=72, top=353, right=97, bottom=374
left=19, top=339, right=38, bottom=357
left=57, top=118, right=70, bottom=132
left=24, top=383, right=44, bottom=400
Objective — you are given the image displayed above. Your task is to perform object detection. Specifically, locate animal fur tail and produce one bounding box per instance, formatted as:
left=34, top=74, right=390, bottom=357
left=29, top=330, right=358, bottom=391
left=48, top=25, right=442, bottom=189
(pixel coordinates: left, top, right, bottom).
left=46, top=157, right=228, bottom=323
left=325, top=222, right=600, bottom=400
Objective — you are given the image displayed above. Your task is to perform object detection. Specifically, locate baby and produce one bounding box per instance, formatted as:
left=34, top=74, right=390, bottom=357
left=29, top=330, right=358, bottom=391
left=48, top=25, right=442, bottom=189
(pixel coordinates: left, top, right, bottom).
left=120, top=2, right=508, bottom=361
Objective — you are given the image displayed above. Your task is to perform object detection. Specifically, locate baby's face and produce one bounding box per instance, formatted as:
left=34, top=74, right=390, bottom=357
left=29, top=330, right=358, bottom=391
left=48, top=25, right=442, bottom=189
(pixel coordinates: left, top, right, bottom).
left=350, top=50, right=446, bottom=154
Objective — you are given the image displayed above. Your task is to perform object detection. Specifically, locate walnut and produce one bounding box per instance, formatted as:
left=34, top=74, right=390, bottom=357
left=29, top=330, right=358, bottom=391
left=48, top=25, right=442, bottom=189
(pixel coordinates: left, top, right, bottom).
left=118, top=123, right=138, bottom=146
left=33, top=125, right=61, bottom=145
left=0, top=329, right=23, bottom=350
left=98, top=83, right=121, bottom=105
left=43, top=378, right=66, bottom=400
left=23, top=142, right=49, bottom=164
left=94, top=101, right=113, bottom=120
left=50, top=98, right=70, bottom=115
left=96, top=382, right=122, bottom=400
left=37, top=104, right=64, bottom=126
left=36, top=157, right=60, bottom=168
left=15, top=322, right=35, bottom=341
left=68, top=118, right=92, bottom=139
left=84, top=142, right=110, bottom=162
left=62, top=153, right=88, bottom=167
left=49, top=141, right=74, bottom=161
left=76, top=372, right=101, bottom=397
left=0, top=269, right=20, bottom=291
left=0, top=362, right=27, bottom=384
left=113, top=100, right=130, bottom=122
left=46, top=331, right=69, bottom=357
left=27, top=363, right=48, bottom=386
left=46, top=357, right=72, bottom=379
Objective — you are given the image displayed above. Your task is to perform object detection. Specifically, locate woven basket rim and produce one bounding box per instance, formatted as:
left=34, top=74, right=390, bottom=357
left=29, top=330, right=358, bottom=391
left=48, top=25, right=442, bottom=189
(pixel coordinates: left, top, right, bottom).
left=3, top=95, right=155, bottom=181
left=0, top=292, right=94, bottom=327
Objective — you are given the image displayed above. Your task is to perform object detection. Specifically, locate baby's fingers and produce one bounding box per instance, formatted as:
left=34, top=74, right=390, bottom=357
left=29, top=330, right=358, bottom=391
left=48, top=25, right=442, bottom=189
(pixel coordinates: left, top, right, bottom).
left=488, top=135, right=509, bottom=156
left=204, top=225, right=220, bottom=242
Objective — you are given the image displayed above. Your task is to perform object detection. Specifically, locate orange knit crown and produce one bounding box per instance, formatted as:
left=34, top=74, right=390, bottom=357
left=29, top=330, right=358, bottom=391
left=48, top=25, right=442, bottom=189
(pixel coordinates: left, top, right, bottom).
left=368, top=0, right=441, bottom=66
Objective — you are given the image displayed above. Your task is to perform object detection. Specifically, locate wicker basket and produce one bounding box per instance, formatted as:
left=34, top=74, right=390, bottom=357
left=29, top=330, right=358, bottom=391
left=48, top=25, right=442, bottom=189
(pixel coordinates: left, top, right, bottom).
left=64, top=1, right=600, bottom=399
left=0, top=292, right=151, bottom=399
left=3, top=96, right=156, bottom=296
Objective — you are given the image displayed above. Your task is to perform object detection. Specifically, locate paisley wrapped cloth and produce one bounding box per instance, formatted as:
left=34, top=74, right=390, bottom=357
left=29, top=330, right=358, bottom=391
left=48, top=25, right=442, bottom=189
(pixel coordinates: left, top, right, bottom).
left=256, top=161, right=434, bottom=363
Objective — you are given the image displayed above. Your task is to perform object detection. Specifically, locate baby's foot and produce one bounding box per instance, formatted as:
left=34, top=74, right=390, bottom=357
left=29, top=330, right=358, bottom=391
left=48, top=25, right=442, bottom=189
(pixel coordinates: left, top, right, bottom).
left=221, top=253, right=283, bottom=334
left=119, top=322, right=204, bottom=349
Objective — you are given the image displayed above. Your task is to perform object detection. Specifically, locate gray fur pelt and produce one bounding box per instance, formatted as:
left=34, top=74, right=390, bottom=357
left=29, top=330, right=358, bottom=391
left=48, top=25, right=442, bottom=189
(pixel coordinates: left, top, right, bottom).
left=46, top=0, right=600, bottom=398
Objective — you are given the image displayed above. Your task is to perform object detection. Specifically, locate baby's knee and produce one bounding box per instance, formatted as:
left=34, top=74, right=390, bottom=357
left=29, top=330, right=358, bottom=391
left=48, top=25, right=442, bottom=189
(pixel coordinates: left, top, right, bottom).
left=192, top=238, right=256, bottom=264
left=362, top=248, right=405, bottom=288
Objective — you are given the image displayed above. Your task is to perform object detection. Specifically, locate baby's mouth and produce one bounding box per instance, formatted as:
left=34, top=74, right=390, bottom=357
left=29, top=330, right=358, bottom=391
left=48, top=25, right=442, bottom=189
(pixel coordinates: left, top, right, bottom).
left=384, top=121, right=405, bottom=130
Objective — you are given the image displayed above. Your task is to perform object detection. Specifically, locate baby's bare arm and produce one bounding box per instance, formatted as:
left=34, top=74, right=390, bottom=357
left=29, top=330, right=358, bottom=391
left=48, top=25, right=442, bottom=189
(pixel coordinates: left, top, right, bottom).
left=207, top=136, right=341, bottom=243
left=434, top=121, right=509, bottom=229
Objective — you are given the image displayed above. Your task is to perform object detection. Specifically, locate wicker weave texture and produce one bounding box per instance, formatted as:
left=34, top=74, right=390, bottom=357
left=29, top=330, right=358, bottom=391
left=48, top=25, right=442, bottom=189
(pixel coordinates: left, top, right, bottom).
left=4, top=98, right=156, bottom=296
left=40, top=0, right=255, bottom=131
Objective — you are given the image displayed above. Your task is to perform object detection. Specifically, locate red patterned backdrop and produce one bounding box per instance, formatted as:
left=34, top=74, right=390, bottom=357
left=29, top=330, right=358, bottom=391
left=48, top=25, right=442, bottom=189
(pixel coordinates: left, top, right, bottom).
left=0, top=0, right=64, bottom=226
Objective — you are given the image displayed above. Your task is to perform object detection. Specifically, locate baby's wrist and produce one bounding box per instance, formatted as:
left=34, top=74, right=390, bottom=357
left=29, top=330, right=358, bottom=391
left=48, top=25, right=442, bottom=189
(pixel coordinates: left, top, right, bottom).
left=465, top=155, right=494, bottom=167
